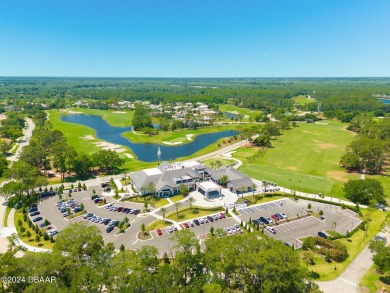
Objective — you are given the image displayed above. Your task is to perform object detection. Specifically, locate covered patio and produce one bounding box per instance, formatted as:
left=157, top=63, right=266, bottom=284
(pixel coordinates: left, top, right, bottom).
left=196, top=181, right=222, bottom=200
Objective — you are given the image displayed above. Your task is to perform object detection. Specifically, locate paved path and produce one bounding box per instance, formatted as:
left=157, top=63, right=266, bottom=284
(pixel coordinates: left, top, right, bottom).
left=7, top=117, right=35, bottom=165
left=317, top=229, right=390, bottom=293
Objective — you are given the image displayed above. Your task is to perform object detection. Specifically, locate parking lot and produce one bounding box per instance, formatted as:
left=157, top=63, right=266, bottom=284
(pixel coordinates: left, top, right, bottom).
left=237, top=198, right=362, bottom=248
left=142, top=215, right=239, bottom=256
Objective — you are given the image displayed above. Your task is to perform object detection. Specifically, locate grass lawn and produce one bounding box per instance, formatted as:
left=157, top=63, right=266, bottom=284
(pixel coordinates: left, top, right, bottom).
left=14, top=210, right=54, bottom=249
left=303, top=210, right=387, bottom=281
left=236, top=120, right=367, bottom=199
left=166, top=206, right=224, bottom=222
left=236, top=193, right=287, bottom=205
left=123, top=195, right=168, bottom=208
left=145, top=219, right=173, bottom=231
left=201, top=157, right=235, bottom=168
left=360, top=264, right=390, bottom=293
left=169, top=194, right=185, bottom=203
left=3, top=206, right=11, bottom=227
left=219, top=104, right=263, bottom=122
left=291, top=95, right=317, bottom=105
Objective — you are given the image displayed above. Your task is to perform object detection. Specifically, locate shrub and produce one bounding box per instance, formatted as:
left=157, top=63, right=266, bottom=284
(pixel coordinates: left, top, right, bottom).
left=35, top=235, right=41, bottom=242
left=26, top=230, right=31, bottom=238
left=43, top=234, right=49, bottom=241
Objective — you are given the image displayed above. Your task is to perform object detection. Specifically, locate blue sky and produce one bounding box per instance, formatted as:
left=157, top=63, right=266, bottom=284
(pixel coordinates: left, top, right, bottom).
left=0, top=0, right=389, bottom=77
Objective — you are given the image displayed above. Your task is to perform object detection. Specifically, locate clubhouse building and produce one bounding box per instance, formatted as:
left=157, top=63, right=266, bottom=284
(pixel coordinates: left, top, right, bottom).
left=130, top=161, right=255, bottom=199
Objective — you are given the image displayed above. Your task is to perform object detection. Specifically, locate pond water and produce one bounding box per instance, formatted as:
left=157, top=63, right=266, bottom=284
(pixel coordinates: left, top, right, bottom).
left=224, top=111, right=239, bottom=119
left=61, top=114, right=240, bottom=162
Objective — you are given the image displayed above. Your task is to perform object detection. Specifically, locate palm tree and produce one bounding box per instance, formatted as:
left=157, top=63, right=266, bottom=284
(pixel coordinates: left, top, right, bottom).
left=220, top=175, right=229, bottom=188
left=187, top=197, right=196, bottom=213
left=251, top=183, right=256, bottom=196
left=210, top=161, right=216, bottom=170
left=240, top=186, right=247, bottom=199
left=179, top=184, right=189, bottom=197
left=262, top=180, right=269, bottom=194
left=160, top=207, right=167, bottom=222
left=215, top=160, right=222, bottom=169
left=174, top=202, right=181, bottom=219
left=147, top=182, right=157, bottom=206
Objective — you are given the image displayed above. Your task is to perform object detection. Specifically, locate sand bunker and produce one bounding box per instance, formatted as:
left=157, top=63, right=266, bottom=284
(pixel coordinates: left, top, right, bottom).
left=113, top=111, right=127, bottom=114
left=59, top=109, right=83, bottom=114
left=93, top=141, right=125, bottom=153
left=186, top=134, right=195, bottom=141
left=124, top=153, right=134, bottom=158
left=81, top=135, right=95, bottom=140
left=162, top=141, right=183, bottom=145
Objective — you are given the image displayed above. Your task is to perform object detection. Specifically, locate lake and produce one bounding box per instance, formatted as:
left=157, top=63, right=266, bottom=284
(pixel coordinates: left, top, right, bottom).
left=61, top=114, right=240, bottom=162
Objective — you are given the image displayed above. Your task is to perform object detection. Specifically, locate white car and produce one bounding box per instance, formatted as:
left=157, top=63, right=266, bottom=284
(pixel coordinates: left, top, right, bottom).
left=266, top=226, right=276, bottom=234
left=280, top=213, right=287, bottom=219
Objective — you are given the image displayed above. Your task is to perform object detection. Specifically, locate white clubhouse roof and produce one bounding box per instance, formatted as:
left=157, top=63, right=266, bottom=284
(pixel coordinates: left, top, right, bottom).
left=198, top=181, right=221, bottom=191
left=144, top=168, right=163, bottom=176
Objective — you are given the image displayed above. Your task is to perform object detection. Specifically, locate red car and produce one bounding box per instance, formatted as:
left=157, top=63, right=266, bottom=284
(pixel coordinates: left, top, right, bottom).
left=271, top=214, right=279, bottom=221
left=182, top=222, right=189, bottom=229
left=219, top=213, right=226, bottom=218
left=117, top=207, right=123, bottom=212
left=157, top=229, right=163, bottom=236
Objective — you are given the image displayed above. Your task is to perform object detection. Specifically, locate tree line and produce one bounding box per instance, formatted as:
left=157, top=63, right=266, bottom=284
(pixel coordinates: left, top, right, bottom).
left=0, top=222, right=321, bottom=293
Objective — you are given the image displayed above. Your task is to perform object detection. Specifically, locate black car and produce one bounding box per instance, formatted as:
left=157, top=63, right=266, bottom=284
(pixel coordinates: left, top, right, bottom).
left=110, top=221, right=119, bottom=227
left=39, top=222, right=47, bottom=228
left=133, top=209, right=140, bottom=215
left=259, top=217, right=269, bottom=224
left=29, top=211, right=40, bottom=216
left=91, top=194, right=99, bottom=200
left=193, top=219, right=200, bottom=226
left=123, top=208, right=129, bottom=213
left=318, top=231, right=329, bottom=239
left=93, top=198, right=101, bottom=204
left=106, top=226, right=114, bottom=233
left=28, top=207, right=38, bottom=213
left=32, top=217, right=43, bottom=222
left=207, top=216, right=214, bottom=222
left=103, top=219, right=111, bottom=225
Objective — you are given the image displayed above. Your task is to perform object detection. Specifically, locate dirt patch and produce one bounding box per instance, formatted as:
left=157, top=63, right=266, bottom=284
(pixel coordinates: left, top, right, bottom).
left=326, top=170, right=348, bottom=182
left=318, top=143, right=338, bottom=149
left=288, top=166, right=298, bottom=171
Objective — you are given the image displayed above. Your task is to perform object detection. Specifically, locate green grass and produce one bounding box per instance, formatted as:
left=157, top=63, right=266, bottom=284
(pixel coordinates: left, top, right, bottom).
left=169, top=194, right=185, bottom=203
left=304, top=210, right=387, bottom=281
left=145, top=219, right=173, bottom=231
left=123, top=195, right=168, bottom=208
left=236, top=193, right=287, bottom=205
left=237, top=121, right=362, bottom=199
left=219, top=104, right=262, bottom=122
left=200, top=157, right=235, bottom=168
left=360, top=264, right=390, bottom=293
left=166, top=206, right=224, bottom=221
left=14, top=210, right=54, bottom=249
left=291, top=95, right=317, bottom=105
left=3, top=206, right=11, bottom=227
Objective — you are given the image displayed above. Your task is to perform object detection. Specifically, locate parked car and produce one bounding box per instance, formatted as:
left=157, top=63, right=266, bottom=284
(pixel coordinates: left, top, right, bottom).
left=271, top=214, right=279, bottom=221
left=280, top=213, right=287, bottom=219
left=117, top=207, right=123, bottom=212
left=29, top=211, right=40, bottom=216
left=219, top=213, right=226, bottom=218
left=39, top=222, right=47, bottom=228
left=157, top=229, right=163, bottom=236
left=266, top=226, right=276, bottom=234
left=28, top=204, right=37, bottom=211
left=133, top=209, right=140, bottom=215
left=32, top=217, right=43, bottom=222
left=93, top=198, right=100, bottom=204
left=259, top=217, right=269, bottom=224
left=318, top=231, right=329, bottom=239
left=106, top=226, right=114, bottom=233
left=182, top=222, right=190, bottom=228
left=207, top=216, right=214, bottom=222
left=193, top=219, right=200, bottom=226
